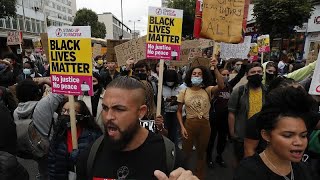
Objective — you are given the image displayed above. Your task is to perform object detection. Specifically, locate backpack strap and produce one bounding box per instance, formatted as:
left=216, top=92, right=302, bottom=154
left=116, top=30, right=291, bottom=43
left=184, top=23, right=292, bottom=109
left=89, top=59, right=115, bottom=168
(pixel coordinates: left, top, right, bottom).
left=87, top=135, right=104, bottom=179
left=162, top=135, right=176, bottom=173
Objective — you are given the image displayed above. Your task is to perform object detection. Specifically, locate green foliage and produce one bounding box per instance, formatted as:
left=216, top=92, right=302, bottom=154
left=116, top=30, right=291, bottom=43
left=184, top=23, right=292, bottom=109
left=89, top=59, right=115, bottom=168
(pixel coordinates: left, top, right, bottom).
left=0, top=0, right=17, bottom=18
left=167, top=0, right=196, bottom=37
left=253, top=0, right=314, bottom=38
left=73, top=8, right=106, bottom=39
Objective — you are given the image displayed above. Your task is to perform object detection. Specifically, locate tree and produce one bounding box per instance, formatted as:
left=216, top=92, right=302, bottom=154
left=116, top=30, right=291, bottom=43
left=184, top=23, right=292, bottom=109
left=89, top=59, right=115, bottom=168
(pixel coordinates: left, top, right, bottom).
left=253, top=0, right=314, bottom=39
left=0, top=0, right=17, bottom=18
left=167, top=0, right=196, bottom=38
left=73, top=8, right=106, bottom=39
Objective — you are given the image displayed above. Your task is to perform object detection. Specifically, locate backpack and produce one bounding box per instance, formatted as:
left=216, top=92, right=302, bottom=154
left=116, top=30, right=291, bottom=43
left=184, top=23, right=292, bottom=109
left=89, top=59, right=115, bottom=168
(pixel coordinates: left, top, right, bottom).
left=308, top=130, right=320, bottom=154
left=15, top=105, right=54, bottom=160
left=86, top=135, right=176, bottom=179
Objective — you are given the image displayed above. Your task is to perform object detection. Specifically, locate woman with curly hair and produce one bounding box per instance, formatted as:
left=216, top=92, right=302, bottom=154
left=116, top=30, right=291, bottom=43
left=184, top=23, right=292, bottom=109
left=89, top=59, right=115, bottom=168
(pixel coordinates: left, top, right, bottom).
left=234, top=86, right=318, bottom=180
left=177, top=63, right=224, bottom=179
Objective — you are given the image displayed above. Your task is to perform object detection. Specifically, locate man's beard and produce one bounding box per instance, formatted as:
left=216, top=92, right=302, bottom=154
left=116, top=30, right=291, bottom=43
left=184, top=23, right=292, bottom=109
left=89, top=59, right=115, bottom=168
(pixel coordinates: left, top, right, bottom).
left=104, top=120, right=141, bottom=151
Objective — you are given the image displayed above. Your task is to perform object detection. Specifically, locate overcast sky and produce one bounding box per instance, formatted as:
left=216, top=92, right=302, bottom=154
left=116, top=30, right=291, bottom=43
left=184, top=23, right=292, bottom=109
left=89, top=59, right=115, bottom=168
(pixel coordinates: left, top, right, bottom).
left=76, top=0, right=162, bottom=35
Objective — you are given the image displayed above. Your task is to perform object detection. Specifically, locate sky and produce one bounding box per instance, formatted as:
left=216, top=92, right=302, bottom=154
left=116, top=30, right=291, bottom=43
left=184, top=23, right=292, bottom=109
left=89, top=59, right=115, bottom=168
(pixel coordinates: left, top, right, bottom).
left=76, top=0, right=162, bottom=36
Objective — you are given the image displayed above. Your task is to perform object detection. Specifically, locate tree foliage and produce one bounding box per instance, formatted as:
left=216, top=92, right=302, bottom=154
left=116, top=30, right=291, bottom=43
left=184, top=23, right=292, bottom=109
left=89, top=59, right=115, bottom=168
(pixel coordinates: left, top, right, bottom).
left=167, top=0, right=196, bottom=37
left=253, top=0, right=314, bottom=38
left=0, top=0, right=17, bottom=18
left=73, top=8, right=107, bottom=39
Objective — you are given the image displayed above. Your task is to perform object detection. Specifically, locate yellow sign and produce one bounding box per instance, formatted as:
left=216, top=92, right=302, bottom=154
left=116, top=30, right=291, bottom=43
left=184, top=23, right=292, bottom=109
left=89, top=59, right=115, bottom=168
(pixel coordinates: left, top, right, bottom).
left=49, top=38, right=92, bottom=76
left=200, top=0, right=247, bottom=43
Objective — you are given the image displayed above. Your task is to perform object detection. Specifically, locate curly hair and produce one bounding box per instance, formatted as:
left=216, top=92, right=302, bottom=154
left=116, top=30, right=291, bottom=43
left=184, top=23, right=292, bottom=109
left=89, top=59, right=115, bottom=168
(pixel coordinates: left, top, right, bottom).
left=257, top=86, right=318, bottom=132
left=184, top=66, right=213, bottom=88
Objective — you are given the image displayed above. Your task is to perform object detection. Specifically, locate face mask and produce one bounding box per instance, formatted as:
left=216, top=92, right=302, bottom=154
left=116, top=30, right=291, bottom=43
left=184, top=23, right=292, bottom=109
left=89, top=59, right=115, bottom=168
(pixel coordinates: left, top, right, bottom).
left=0, top=64, right=7, bottom=70
left=23, top=68, right=32, bottom=75
left=223, top=76, right=229, bottom=84
left=191, top=77, right=203, bottom=86
left=266, top=72, right=276, bottom=82
left=166, top=82, right=175, bottom=87
left=234, top=65, right=241, bottom=72
left=136, top=73, right=148, bottom=80
left=247, top=74, right=263, bottom=88
left=93, top=84, right=100, bottom=91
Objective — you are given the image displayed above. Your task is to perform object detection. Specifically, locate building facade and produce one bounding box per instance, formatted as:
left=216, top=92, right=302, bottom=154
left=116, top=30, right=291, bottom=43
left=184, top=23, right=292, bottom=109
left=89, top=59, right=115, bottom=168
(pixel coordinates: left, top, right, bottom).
left=98, top=13, right=132, bottom=40
left=0, top=0, right=76, bottom=39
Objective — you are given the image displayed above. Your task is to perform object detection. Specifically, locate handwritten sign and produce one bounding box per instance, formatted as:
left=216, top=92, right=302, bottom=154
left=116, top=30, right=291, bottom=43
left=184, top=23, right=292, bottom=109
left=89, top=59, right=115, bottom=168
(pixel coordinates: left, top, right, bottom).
left=146, top=7, right=183, bottom=60
left=115, top=36, right=146, bottom=66
left=199, top=38, right=215, bottom=49
left=220, top=36, right=251, bottom=60
left=48, top=26, right=93, bottom=96
left=7, top=31, right=23, bottom=45
left=200, top=0, right=247, bottom=43
left=190, top=57, right=211, bottom=68
left=92, top=43, right=102, bottom=58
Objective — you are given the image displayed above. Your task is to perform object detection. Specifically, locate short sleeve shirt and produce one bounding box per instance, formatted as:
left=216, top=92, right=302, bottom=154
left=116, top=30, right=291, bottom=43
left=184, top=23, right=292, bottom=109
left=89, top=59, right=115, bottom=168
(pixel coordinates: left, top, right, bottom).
left=177, top=87, right=213, bottom=120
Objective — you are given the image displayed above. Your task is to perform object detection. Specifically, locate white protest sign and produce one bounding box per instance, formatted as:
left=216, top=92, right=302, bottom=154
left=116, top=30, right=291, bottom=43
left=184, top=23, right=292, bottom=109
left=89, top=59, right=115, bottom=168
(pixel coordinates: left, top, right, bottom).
left=7, top=31, right=23, bottom=45
left=140, top=120, right=156, bottom=133
left=309, top=55, right=320, bottom=95
left=220, top=36, right=252, bottom=60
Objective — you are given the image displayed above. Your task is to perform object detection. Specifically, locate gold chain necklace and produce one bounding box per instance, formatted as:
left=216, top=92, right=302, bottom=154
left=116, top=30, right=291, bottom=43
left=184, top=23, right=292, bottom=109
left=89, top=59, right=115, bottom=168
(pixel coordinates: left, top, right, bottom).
left=262, top=151, right=294, bottom=180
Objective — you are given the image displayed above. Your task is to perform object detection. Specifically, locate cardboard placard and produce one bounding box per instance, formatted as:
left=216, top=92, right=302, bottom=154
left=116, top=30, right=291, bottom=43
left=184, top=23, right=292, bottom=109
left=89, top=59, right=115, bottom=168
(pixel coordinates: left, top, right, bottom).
left=7, top=31, right=23, bottom=45
left=220, top=36, right=251, bottom=60
left=114, top=36, right=146, bottom=66
left=40, top=33, right=49, bottom=61
left=199, top=38, right=215, bottom=49
left=190, top=57, right=211, bottom=68
left=200, top=0, right=247, bottom=43
left=92, top=43, right=102, bottom=58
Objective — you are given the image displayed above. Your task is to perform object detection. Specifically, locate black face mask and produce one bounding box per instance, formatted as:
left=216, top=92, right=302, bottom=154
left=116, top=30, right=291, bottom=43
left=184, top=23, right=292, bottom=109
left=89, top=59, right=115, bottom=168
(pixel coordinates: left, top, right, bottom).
left=93, top=84, right=100, bottom=92
left=58, top=114, right=89, bottom=128
left=266, top=72, right=276, bottom=83
left=136, top=73, right=148, bottom=80
left=247, top=74, right=263, bottom=88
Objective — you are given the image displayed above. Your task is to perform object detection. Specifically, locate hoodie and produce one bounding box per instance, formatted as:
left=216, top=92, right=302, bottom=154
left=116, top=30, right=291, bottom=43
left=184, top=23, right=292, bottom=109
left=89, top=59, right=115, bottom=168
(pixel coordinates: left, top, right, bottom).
left=14, top=94, right=64, bottom=136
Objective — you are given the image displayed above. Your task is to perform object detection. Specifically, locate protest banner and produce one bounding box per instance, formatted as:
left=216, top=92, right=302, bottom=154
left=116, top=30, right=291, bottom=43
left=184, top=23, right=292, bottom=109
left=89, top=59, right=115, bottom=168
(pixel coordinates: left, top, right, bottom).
left=257, top=35, right=271, bottom=53
left=115, top=36, right=146, bottom=66
left=309, top=54, right=320, bottom=95
left=92, top=43, right=102, bottom=58
left=200, top=0, right=248, bottom=43
left=48, top=26, right=93, bottom=149
left=249, top=43, right=259, bottom=61
left=220, top=36, right=251, bottom=60
left=146, top=7, right=183, bottom=60
left=7, top=31, right=23, bottom=45
left=48, top=26, right=93, bottom=97
left=180, top=40, right=200, bottom=62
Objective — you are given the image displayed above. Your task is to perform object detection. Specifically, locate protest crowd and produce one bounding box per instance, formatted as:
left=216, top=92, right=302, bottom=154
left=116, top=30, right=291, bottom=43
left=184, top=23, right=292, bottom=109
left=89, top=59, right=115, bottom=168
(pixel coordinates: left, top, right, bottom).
left=0, top=40, right=320, bottom=180
left=1, top=2, right=320, bottom=180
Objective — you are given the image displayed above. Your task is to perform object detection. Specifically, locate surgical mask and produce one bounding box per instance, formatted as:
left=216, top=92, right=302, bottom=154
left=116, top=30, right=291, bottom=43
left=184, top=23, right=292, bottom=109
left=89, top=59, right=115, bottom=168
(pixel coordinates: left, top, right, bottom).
left=247, top=74, right=263, bottom=88
left=23, top=68, right=32, bottom=75
left=191, top=77, right=203, bottom=86
left=136, top=73, right=148, bottom=80
left=166, top=82, right=175, bottom=87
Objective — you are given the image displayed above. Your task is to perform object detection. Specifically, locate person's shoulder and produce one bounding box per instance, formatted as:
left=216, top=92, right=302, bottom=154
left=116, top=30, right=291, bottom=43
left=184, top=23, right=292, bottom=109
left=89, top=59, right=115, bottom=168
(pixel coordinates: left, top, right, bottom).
left=234, top=154, right=265, bottom=179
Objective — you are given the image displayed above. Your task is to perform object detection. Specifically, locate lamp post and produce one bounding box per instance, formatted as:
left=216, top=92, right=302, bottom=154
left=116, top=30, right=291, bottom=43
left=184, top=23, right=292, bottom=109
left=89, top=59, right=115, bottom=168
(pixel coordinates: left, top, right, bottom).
left=120, top=0, right=124, bottom=39
left=129, top=20, right=140, bottom=39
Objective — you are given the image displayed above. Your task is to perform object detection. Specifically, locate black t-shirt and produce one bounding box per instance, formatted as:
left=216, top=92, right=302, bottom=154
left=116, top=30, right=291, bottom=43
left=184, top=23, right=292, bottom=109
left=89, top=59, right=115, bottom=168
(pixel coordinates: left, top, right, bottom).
left=234, top=154, right=313, bottom=180
left=76, top=132, right=183, bottom=180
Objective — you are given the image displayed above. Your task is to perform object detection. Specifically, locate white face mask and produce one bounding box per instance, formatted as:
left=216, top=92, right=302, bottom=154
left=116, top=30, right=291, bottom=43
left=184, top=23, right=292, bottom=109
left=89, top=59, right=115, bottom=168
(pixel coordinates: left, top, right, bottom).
left=166, top=82, right=175, bottom=87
